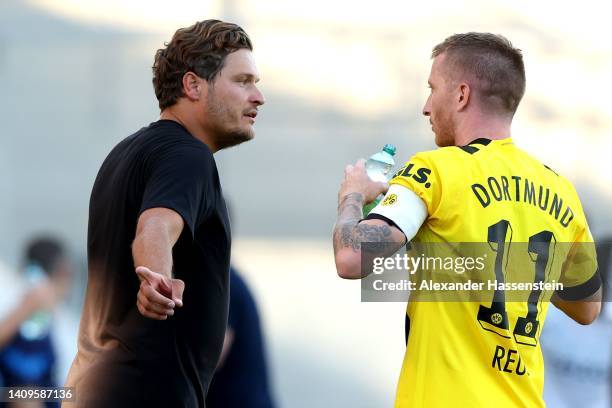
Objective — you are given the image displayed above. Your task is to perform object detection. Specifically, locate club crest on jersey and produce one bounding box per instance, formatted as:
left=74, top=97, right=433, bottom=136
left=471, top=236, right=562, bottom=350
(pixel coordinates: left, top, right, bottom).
left=393, top=163, right=432, bottom=189
left=491, top=313, right=503, bottom=325
left=382, top=194, right=398, bottom=206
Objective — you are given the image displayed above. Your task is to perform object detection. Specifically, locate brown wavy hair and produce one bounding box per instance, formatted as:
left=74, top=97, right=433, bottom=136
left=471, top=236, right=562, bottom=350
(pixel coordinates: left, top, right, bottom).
left=152, top=19, right=253, bottom=110
left=432, top=32, right=525, bottom=117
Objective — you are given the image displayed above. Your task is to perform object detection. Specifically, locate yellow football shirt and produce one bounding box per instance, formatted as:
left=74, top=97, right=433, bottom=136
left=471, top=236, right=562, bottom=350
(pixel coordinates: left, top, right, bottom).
left=385, top=138, right=599, bottom=407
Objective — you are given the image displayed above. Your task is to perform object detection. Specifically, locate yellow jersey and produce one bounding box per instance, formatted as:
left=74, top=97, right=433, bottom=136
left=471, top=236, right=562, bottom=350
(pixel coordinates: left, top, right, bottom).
left=386, top=138, right=599, bottom=408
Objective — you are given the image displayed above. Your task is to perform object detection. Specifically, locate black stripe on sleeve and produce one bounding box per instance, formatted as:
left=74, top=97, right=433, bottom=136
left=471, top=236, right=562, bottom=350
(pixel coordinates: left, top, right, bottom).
left=556, top=271, right=602, bottom=301
left=405, top=314, right=411, bottom=345
left=362, top=213, right=405, bottom=236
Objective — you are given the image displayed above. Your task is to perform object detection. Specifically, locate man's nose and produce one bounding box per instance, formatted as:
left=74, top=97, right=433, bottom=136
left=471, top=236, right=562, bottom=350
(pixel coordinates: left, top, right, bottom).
left=422, top=96, right=431, bottom=116
left=251, top=86, right=265, bottom=106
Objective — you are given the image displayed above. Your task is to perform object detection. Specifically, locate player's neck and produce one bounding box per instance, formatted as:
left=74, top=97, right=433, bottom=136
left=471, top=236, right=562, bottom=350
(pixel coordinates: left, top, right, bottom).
left=453, top=115, right=512, bottom=146
left=159, top=106, right=219, bottom=153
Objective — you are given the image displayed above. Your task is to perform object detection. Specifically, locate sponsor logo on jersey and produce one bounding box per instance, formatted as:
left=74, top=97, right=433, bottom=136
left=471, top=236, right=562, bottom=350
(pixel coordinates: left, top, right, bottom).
left=394, top=163, right=432, bottom=189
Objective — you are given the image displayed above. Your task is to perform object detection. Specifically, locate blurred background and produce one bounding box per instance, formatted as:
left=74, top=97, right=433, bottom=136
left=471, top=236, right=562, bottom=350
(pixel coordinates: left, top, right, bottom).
left=0, top=0, right=610, bottom=406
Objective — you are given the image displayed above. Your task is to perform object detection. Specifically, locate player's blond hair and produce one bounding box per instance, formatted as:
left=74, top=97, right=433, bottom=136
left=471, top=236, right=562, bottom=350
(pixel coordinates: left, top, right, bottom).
left=432, top=32, right=526, bottom=117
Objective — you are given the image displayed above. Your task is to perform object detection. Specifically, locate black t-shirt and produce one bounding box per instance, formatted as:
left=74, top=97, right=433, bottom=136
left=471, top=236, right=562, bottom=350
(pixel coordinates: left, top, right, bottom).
left=65, top=120, right=231, bottom=408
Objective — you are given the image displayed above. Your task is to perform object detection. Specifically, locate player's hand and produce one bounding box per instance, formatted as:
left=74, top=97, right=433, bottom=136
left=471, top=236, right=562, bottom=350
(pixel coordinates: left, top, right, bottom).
left=135, top=266, right=185, bottom=320
left=339, top=159, right=389, bottom=204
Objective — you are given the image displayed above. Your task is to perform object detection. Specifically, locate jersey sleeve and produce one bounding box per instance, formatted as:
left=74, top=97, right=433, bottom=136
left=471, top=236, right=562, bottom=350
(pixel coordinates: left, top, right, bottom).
left=557, top=221, right=601, bottom=301
left=388, top=152, right=442, bottom=217
left=140, top=143, right=213, bottom=239
left=366, top=184, right=427, bottom=240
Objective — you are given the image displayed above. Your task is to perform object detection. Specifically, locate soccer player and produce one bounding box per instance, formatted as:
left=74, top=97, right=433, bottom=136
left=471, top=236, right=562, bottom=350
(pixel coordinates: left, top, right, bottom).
left=333, top=32, right=602, bottom=407
left=64, top=20, right=264, bottom=407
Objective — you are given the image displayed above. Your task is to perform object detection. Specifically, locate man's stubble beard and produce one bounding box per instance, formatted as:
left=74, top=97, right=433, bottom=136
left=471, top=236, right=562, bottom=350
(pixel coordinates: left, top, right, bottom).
left=206, top=92, right=254, bottom=151
left=434, top=111, right=456, bottom=147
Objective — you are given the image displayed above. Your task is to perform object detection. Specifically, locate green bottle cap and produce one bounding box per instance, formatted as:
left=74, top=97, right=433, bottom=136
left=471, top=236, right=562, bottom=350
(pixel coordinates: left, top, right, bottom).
left=383, top=144, right=396, bottom=156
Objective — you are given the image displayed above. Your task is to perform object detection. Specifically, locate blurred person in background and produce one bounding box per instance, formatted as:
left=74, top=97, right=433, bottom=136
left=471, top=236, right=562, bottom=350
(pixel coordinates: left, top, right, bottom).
left=206, top=266, right=275, bottom=408
left=64, top=19, right=264, bottom=407
left=542, top=236, right=612, bottom=408
left=207, top=203, right=275, bottom=408
left=0, top=236, right=72, bottom=408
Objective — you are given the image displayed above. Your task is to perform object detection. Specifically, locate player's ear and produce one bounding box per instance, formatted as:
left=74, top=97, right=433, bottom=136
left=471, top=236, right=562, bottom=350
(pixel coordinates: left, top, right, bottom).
left=457, top=82, right=470, bottom=112
left=182, top=72, right=207, bottom=101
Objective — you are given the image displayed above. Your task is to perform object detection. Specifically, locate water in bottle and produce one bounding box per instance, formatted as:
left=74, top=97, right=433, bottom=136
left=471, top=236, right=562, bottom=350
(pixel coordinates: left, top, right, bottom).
left=363, top=144, right=396, bottom=216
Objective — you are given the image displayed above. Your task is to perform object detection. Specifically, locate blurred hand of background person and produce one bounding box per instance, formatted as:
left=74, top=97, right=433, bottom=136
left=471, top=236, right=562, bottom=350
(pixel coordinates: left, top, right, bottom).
left=21, top=279, right=57, bottom=317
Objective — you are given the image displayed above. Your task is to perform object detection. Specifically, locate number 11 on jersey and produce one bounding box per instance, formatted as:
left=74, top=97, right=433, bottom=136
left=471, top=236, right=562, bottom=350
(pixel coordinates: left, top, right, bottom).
left=477, top=219, right=556, bottom=347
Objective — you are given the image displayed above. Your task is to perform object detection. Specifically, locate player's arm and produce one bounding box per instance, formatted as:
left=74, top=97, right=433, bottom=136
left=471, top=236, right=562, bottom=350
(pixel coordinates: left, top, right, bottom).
left=551, top=288, right=601, bottom=325
left=333, top=159, right=406, bottom=279
left=552, top=233, right=603, bottom=325
left=132, top=207, right=186, bottom=320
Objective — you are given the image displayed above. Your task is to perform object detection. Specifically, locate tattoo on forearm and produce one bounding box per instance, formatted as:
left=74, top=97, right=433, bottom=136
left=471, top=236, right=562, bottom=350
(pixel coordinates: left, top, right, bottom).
left=333, top=193, right=395, bottom=252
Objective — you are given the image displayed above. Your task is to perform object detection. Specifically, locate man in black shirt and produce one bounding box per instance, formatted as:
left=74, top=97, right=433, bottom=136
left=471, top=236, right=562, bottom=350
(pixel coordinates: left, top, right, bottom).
left=64, top=19, right=264, bottom=407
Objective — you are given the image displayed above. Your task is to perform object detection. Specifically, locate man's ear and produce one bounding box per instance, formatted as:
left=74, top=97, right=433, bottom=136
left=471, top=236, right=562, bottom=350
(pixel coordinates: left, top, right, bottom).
left=457, top=82, right=470, bottom=112
left=182, top=72, right=206, bottom=101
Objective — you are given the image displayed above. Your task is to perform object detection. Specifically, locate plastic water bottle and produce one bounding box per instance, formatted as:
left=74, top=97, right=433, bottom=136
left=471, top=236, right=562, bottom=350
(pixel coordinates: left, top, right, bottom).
left=19, top=264, right=52, bottom=340
left=363, top=144, right=396, bottom=216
